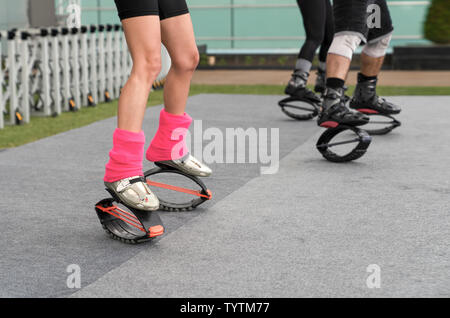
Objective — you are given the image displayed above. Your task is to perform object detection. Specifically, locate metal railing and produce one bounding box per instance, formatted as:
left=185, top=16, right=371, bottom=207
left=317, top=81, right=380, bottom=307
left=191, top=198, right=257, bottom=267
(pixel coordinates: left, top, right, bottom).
left=0, top=24, right=170, bottom=129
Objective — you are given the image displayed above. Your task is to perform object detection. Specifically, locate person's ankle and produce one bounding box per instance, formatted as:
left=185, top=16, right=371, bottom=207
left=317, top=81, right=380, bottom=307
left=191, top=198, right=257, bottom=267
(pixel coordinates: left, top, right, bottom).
left=358, top=72, right=377, bottom=82
left=326, top=78, right=345, bottom=90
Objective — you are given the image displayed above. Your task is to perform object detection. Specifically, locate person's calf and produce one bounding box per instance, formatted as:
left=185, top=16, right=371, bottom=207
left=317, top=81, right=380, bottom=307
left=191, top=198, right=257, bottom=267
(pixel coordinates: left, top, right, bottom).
left=360, top=53, right=385, bottom=77
left=326, top=54, right=352, bottom=82
left=360, top=33, right=391, bottom=76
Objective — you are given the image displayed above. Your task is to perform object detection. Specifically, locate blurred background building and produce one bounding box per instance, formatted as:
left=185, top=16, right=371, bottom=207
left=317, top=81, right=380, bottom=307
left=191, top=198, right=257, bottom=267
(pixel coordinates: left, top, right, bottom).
left=0, top=0, right=433, bottom=53
left=0, top=0, right=29, bottom=30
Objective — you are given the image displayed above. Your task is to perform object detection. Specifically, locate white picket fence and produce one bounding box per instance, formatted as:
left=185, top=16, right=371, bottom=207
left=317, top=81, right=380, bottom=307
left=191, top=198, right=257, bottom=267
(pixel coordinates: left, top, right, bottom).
left=0, top=24, right=171, bottom=129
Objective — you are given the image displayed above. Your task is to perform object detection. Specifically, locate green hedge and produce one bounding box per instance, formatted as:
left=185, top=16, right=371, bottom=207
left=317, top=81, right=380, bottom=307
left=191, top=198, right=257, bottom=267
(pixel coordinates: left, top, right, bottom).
left=424, top=0, right=450, bottom=44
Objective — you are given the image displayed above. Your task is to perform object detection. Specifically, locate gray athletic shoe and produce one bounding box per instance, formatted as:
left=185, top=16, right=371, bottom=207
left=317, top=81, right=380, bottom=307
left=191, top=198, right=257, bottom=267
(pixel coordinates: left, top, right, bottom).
left=105, top=176, right=160, bottom=211
left=156, top=154, right=212, bottom=177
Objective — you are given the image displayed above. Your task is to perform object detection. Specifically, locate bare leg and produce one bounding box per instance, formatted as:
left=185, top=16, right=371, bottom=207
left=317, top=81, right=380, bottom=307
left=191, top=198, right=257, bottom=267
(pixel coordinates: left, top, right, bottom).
left=326, top=53, right=351, bottom=80
left=144, top=14, right=210, bottom=176
left=103, top=16, right=162, bottom=210
left=118, top=16, right=162, bottom=133
left=160, top=14, right=199, bottom=115
left=360, top=52, right=384, bottom=77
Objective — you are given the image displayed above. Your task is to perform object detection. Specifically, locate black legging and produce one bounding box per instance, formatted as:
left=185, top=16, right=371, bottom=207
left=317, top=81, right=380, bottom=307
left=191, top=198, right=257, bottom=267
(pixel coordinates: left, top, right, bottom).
left=297, top=0, right=334, bottom=63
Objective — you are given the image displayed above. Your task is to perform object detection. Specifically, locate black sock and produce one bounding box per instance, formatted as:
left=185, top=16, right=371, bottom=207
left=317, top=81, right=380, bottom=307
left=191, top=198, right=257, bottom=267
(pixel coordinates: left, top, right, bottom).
left=326, top=78, right=345, bottom=90
left=358, top=73, right=377, bottom=82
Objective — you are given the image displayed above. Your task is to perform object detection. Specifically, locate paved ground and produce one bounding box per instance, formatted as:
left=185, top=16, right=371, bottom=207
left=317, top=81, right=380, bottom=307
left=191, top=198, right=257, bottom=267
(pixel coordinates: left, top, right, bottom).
left=0, top=94, right=449, bottom=298
left=192, top=70, right=450, bottom=87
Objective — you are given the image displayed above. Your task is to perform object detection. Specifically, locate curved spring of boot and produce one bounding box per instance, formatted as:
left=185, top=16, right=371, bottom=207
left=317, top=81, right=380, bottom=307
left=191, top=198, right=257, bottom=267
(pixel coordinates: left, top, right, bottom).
left=278, top=96, right=320, bottom=121
left=95, top=198, right=165, bottom=244
left=355, top=109, right=401, bottom=135
left=316, top=125, right=372, bottom=163
left=144, top=165, right=212, bottom=212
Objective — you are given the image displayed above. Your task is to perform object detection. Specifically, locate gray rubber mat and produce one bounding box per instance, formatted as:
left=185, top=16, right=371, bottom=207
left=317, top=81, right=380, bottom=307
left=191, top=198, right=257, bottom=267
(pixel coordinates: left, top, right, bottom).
left=72, top=96, right=450, bottom=298
left=1, top=95, right=449, bottom=297
left=0, top=94, right=317, bottom=297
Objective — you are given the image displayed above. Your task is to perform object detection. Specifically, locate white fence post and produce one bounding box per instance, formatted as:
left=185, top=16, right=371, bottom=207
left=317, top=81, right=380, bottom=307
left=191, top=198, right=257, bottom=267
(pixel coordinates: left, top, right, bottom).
left=19, top=32, right=30, bottom=124
left=50, top=28, right=62, bottom=116
left=39, top=29, right=52, bottom=117
left=0, top=32, right=5, bottom=129
left=80, top=26, right=92, bottom=106
left=113, top=24, right=122, bottom=99
left=97, top=25, right=107, bottom=103
left=105, top=24, right=114, bottom=100
left=8, top=31, right=18, bottom=126
left=70, top=27, right=81, bottom=110
left=89, top=25, right=98, bottom=105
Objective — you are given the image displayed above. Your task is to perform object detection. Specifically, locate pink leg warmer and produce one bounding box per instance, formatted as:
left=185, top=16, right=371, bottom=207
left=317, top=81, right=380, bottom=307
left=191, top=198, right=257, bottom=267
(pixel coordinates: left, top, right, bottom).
left=104, top=128, right=145, bottom=183
left=146, top=109, right=192, bottom=162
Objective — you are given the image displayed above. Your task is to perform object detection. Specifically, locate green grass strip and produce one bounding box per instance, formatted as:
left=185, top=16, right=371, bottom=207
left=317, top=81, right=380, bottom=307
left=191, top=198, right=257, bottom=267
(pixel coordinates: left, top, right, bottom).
left=1, top=85, right=449, bottom=149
